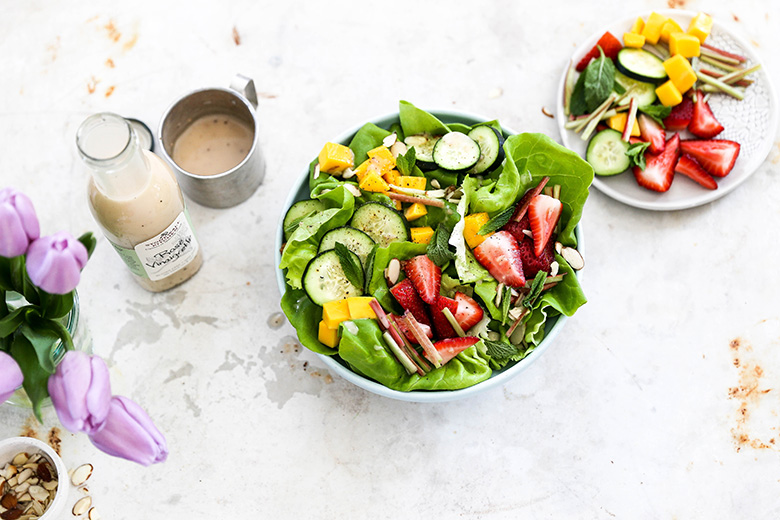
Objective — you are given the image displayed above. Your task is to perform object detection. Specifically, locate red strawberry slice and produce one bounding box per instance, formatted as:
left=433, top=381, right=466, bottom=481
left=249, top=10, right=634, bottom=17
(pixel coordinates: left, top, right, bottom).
left=390, top=278, right=430, bottom=326
left=473, top=230, right=526, bottom=288
left=637, top=113, right=666, bottom=154
left=453, top=292, right=484, bottom=332
left=518, top=234, right=555, bottom=278
left=689, top=91, right=724, bottom=139
left=679, top=139, right=740, bottom=178
left=663, top=96, right=693, bottom=131
left=633, top=133, right=680, bottom=192
left=674, top=154, right=717, bottom=190
left=431, top=296, right=458, bottom=339
left=628, top=136, right=645, bottom=145
left=528, top=195, right=562, bottom=257
left=389, top=313, right=432, bottom=345
left=426, top=336, right=480, bottom=365
left=402, top=255, right=440, bottom=305
left=503, top=214, right=530, bottom=243
left=575, top=32, right=622, bottom=72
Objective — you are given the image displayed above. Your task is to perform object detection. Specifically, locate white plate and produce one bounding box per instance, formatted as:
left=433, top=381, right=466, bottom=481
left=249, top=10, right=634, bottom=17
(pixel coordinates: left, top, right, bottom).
left=555, top=9, right=778, bottom=211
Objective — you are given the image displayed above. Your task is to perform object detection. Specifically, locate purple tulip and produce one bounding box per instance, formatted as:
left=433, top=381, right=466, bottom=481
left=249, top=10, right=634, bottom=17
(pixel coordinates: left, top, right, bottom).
left=89, top=396, right=168, bottom=466
left=0, top=187, right=40, bottom=258
left=0, top=351, right=24, bottom=402
left=47, top=351, right=111, bottom=435
left=25, top=231, right=88, bottom=295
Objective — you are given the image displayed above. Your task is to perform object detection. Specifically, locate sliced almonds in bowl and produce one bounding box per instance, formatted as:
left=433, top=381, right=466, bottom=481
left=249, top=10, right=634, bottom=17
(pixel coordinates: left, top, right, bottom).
left=0, top=452, right=58, bottom=520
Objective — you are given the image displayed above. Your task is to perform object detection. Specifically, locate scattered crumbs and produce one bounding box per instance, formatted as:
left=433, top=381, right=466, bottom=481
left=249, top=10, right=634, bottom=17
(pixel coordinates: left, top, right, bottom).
left=46, top=36, right=61, bottom=62
left=542, top=107, right=554, bottom=119
left=303, top=361, right=309, bottom=370
left=105, top=58, right=115, bottom=68
left=123, top=32, right=138, bottom=52
left=667, top=0, right=686, bottom=8
left=47, top=427, right=62, bottom=456
left=751, top=39, right=760, bottom=48
left=246, top=281, right=251, bottom=286
left=258, top=92, right=278, bottom=99
left=85, top=15, right=99, bottom=23
left=488, top=87, right=503, bottom=99
left=20, top=416, right=38, bottom=439
left=309, top=371, right=333, bottom=384
left=87, top=76, right=99, bottom=94
left=105, top=19, right=121, bottom=42
left=732, top=13, right=740, bottom=22
left=105, top=85, right=115, bottom=98
left=232, top=26, right=241, bottom=45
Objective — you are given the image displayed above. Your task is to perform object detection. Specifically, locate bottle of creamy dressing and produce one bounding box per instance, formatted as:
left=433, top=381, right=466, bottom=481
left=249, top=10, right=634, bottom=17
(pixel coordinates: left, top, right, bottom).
left=77, top=113, right=203, bottom=292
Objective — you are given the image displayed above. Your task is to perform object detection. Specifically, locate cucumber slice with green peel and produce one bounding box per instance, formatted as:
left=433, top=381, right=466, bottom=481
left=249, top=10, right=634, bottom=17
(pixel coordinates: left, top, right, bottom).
left=404, top=133, right=441, bottom=169
left=302, top=249, right=363, bottom=306
left=586, top=129, right=630, bottom=176
left=466, top=125, right=505, bottom=175
left=616, top=48, right=668, bottom=85
left=350, top=202, right=409, bottom=248
left=318, top=226, right=376, bottom=267
left=614, top=71, right=657, bottom=107
left=283, top=199, right=327, bottom=240
left=432, top=131, right=481, bottom=172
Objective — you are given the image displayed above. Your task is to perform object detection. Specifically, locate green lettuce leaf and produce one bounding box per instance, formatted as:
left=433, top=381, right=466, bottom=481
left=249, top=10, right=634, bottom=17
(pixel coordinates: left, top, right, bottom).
left=279, top=287, right=333, bottom=356
left=399, top=100, right=450, bottom=137
left=367, top=242, right=427, bottom=311
left=464, top=156, right=523, bottom=214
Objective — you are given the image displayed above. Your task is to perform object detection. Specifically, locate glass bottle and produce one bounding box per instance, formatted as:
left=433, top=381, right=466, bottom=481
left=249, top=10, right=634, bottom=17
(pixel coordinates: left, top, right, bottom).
left=77, top=113, right=203, bottom=292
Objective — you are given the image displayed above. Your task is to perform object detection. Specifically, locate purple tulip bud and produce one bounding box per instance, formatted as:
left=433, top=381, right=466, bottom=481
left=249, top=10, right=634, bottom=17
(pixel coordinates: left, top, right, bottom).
left=0, top=187, right=40, bottom=258
left=47, top=351, right=111, bottom=435
left=25, top=231, right=88, bottom=295
left=89, top=396, right=168, bottom=466
left=0, top=351, right=24, bottom=403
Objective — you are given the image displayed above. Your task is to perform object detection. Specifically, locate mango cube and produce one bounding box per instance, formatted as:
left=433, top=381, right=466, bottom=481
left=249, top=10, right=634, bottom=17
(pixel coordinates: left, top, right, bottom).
left=397, top=176, right=427, bottom=191
left=367, top=146, right=396, bottom=171
left=669, top=32, right=700, bottom=58
left=383, top=168, right=401, bottom=187
left=352, top=159, right=370, bottom=182
left=687, top=12, right=713, bottom=43
left=411, top=226, right=434, bottom=245
left=606, top=113, right=640, bottom=137
left=358, top=172, right=389, bottom=193
left=322, top=299, right=350, bottom=330
left=318, top=142, right=355, bottom=174
left=392, top=199, right=403, bottom=211
left=346, top=297, right=377, bottom=320
left=663, top=54, right=697, bottom=94
left=404, top=202, right=428, bottom=221
left=655, top=80, right=683, bottom=107
left=629, top=17, right=645, bottom=34
left=463, top=213, right=491, bottom=249
left=641, top=12, right=668, bottom=45
left=623, top=32, right=646, bottom=49
left=660, top=19, right=683, bottom=43
left=318, top=320, right=339, bottom=348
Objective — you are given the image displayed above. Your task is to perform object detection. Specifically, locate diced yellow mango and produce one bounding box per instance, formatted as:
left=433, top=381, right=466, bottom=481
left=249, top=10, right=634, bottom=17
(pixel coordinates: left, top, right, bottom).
left=687, top=12, right=713, bottom=43
left=669, top=32, right=700, bottom=58
left=660, top=19, right=683, bottom=43
left=463, top=213, right=491, bottom=249
left=606, top=113, right=640, bottom=136
left=322, top=299, right=350, bottom=330
left=346, top=297, right=377, bottom=320
left=352, top=159, right=370, bottom=182
left=641, top=12, right=668, bottom=45
left=623, top=32, right=646, bottom=48
left=398, top=176, right=427, bottom=191
left=318, top=142, right=355, bottom=174
left=404, top=202, right=428, bottom=221
left=367, top=146, right=396, bottom=171
left=410, top=227, right=434, bottom=245
left=383, top=168, right=401, bottom=187
left=630, top=17, right=645, bottom=34
left=663, top=54, right=697, bottom=94
left=318, top=320, right=339, bottom=348
left=392, top=199, right=402, bottom=211
left=655, top=80, right=683, bottom=107
left=358, top=172, right=389, bottom=193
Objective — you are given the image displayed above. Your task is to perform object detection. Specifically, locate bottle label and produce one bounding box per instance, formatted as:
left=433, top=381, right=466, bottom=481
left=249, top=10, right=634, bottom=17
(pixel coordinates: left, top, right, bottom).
left=109, top=211, right=200, bottom=281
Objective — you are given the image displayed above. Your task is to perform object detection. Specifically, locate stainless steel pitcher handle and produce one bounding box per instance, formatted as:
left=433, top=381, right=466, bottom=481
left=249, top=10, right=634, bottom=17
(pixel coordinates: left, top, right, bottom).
left=230, top=74, right=258, bottom=108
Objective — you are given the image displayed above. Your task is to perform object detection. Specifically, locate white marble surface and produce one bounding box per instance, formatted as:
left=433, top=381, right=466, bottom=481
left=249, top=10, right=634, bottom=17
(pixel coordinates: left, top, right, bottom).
left=1, top=0, right=779, bottom=518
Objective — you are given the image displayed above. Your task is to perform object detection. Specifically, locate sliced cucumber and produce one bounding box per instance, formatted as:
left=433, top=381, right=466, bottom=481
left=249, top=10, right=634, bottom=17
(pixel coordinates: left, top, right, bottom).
left=467, top=125, right=505, bottom=175
left=616, top=48, right=667, bottom=85
left=302, top=249, right=363, bottom=306
left=614, top=71, right=657, bottom=107
left=404, top=134, right=441, bottom=170
left=283, top=199, right=327, bottom=240
left=586, top=129, right=630, bottom=176
left=432, top=132, right=481, bottom=172
left=351, top=202, right=409, bottom=248
left=318, top=226, right=376, bottom=267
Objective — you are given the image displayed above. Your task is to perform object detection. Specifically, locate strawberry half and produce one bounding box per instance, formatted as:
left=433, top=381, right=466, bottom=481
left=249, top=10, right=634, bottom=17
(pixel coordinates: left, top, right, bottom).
left=453, top=292, right=484, bottom=332
left=431, top=296, right=458, bottom=339
left=575, top=32, right=622, bottom=72
left=389, top=313, right=432, bottom=345
left=637, top=113, right=666, bottom=154
left=689, top=91, right=724, bottom=139
left=679, top=139, right=740, bottom=178
left=402, top=255, right=440, bottom=305
left=528, top=195, right=562, bottom=257
left=390, top=278, right=431, bottom=326
left=426, top=336, right=480, bottom=365
left=518, top=234, right=555, bottom=278
left=632, top=133, right=680, bottom=192
left=663, top=96, right=693, bottom=131
left=674, top=154, right=717, bottom=190
left=473, top=230, right=526, bottom=288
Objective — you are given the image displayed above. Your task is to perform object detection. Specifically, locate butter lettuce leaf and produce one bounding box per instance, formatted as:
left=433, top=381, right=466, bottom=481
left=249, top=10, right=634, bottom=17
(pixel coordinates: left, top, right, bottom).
left=280, top=287, right=333, bottom=355
left=399, top=100, right=450, bottom=137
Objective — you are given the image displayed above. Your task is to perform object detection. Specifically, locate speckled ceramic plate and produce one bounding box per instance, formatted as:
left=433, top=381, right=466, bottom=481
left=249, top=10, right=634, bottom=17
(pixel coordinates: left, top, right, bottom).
left=556, top=9, right=778, bottom=211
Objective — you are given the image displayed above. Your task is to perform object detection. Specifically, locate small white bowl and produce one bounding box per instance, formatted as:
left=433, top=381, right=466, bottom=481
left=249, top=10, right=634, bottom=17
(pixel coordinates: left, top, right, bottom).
left=0, top=437, right=69, bottom=519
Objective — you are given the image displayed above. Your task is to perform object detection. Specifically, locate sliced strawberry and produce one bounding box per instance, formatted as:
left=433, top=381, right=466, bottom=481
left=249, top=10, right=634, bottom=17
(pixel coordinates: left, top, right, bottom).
left=528, top=195, right=562, bottom=257
left=473, top=230, right=526, bottom=288
left=390, top=278, right=430, bottom=326
left=390, top=313, right=432, bottom=345
left=510, top=177, right=549, bottom=223
left=674, top=154, right=717, bottom=190
left=518, top=233, right=555, bottom=278
left=663, top=96, right=693, bottom=131
left=402, top=255, right=440, bottom=305
left=575, top=32, right=622, bottom=72
left=689, top=91, right=724, bottom=139
left=453, top=292, right=484, bottom=332
left=431, top=296, right=458, bottom=339
left=632, top=133, right=680, bottom=192
left=679, top=139, right=740, bottom=178
left=628, top=136, right=645, bottom=145
left=426, top=337, right=480, bottom=365
left=637, top=113, right=666, bottom=154
left=503, top=214, right=529, bottom=243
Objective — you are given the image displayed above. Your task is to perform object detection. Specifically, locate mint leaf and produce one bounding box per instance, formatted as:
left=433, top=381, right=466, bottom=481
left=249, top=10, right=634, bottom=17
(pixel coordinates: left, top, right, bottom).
left=613, top=80, right=626, bottom=95
left=483, top=339, right=520, bottom=360
left=334, top=242, right=364, bottom=290
left=626, top=141, right=651, bottom=170
left=478, top=205, right=515, bottom=236
left=500, top=285, right=512, bottom=325
left=570, top=71, right=589, bottom=116
left=395, top=147, right=416, bottom=176
left=427, top=224, right=455, bottom=266
left=363, top=244, right=377, bottom=293
left=639, top=105, right=672, bottom=126
left=583, top=47, right=616, bottom=113
left=522, top=271, right=548, bottom=309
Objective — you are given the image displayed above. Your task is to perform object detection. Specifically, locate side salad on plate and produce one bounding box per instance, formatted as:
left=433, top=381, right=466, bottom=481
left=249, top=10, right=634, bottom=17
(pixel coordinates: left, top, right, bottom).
left=278, top=101, right=593, bottom=393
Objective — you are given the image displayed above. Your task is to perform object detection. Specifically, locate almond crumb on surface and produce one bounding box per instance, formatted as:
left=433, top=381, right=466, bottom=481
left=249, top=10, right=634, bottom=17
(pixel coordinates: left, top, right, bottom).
left=233, top=26, right=241, bottom=45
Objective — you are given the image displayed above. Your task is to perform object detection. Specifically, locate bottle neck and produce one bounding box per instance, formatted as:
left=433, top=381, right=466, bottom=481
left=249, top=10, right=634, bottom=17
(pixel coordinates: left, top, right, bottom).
left=76, top=113, right=151, bottom=199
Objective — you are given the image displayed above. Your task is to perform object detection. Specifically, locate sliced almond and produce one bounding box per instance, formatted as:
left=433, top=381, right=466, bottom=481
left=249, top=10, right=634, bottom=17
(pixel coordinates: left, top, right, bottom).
left=72, top=496, right=92, bottom=516
left=14, top=481, right=30, bottom=496
left=382, top=133, right=398, bottom=148
left=11, top=454, right=28, bottom=467
left=342, top=320, right=359, bottom=336
left=554, top=241, right=563, bottom=255
left=430, top=179, right=441, bottom=189
left=344, top=184, right=361, bottom=198
left=389, top=140, right=407, bottom=158
left=17, top=493, right=31, bottom=503
left=4, top=465, right=17, bottom=479
left=560, top=246, right=584, bottom=271
left=88, top=506, right=101, bottom=520
left=69, top=464, right=93, bottom=487
left=27, top=486, right=47, bottom=503
left=341, top=168, right=355, bottom=180
left=385, top=258, right=400, bottom=286
left=41, top=480, right=57, bottom=492
left=31, top=500, right=44, bottom=516
left=550, top=261, right=559, bottom=278
left=313, top=163, right=322, bottom=179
